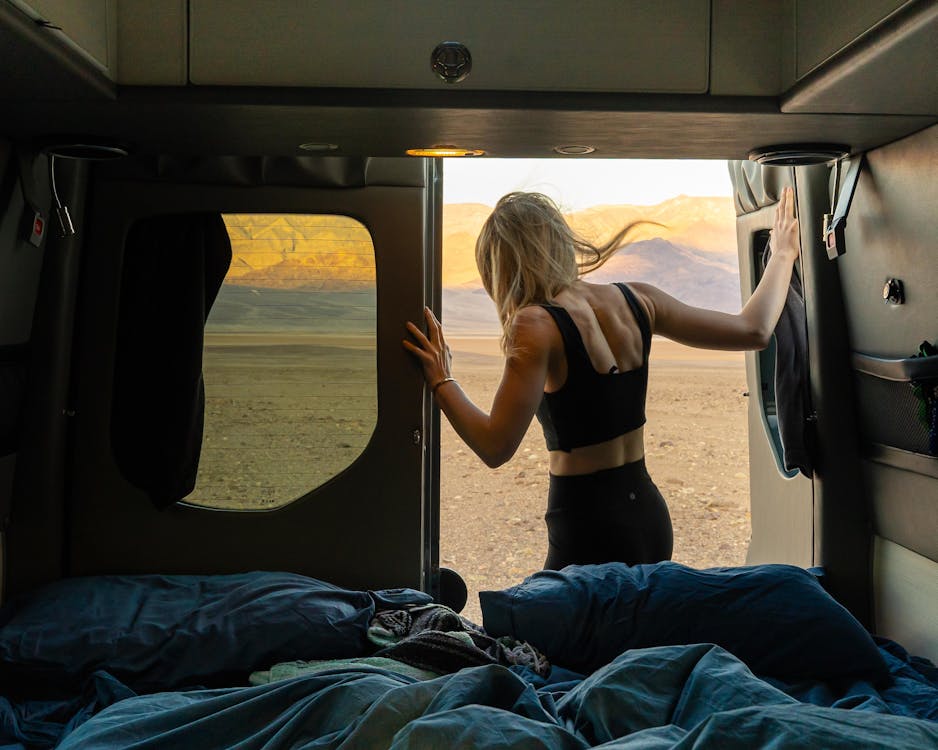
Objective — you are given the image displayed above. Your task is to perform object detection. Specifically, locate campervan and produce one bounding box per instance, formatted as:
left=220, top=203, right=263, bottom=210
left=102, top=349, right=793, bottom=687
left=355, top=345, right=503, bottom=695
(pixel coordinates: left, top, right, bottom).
left=1, top=2, right=936, bottom=747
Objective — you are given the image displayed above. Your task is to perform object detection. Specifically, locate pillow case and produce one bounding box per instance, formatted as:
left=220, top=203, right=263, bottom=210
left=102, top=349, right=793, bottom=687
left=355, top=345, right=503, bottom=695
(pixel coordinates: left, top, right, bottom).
left=480, top=562, right=887, bottom=682
left=0, top=571, right=430, bottom=693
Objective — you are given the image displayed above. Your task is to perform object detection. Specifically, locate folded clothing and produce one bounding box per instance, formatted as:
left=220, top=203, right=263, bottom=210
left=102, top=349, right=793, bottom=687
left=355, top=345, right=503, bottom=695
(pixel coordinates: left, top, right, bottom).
left=370, top=602, right=550, bottom=677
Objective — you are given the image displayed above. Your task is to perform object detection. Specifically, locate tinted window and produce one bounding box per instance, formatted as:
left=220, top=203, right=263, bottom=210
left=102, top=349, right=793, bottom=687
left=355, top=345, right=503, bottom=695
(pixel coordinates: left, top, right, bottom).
left=187, top=214, right=377, bottom=509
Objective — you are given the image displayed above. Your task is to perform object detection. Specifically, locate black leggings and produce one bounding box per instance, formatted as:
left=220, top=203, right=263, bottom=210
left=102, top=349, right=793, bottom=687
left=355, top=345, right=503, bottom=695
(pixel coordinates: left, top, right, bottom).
left=543, top=459, right=673, bottom=570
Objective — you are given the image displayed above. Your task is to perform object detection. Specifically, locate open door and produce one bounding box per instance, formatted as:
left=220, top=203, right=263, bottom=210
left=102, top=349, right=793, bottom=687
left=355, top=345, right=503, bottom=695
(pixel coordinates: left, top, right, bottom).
left=4, top=155, right=443, bottom=597
left=729, top=162, right=814, bottom=567
left=730, top=157, right=874, bottom=624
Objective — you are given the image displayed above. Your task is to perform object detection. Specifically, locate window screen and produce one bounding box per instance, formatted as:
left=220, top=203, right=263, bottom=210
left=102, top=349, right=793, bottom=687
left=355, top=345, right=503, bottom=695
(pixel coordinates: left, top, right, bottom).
left=186, top=214, right=377, bottom=509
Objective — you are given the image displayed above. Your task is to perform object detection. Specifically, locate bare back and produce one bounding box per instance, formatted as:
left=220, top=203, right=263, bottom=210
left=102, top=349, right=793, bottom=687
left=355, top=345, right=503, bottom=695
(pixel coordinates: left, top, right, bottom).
left=536, top=280, right=650, bottom=475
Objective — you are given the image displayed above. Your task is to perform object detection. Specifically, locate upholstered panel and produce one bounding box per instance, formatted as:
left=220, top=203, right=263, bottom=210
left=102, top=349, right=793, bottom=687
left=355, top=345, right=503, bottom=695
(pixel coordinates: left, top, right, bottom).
left=873, top=536, right=938, bottom=664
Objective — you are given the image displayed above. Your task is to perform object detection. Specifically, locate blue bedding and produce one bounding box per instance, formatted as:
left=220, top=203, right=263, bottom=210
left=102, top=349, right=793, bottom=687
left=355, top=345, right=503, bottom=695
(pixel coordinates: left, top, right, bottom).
left=2, top=570, right=937, bottom=749
left=47, top=646, right=938, bottom=749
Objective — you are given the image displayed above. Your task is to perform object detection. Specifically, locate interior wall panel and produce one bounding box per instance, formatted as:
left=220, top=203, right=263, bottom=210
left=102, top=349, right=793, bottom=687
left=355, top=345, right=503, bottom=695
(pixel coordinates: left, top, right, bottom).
left=837, top=125, right=938, bottom=358
left=0, top=151, right=48, bottom=345
left=873, top=536, right=938, bottom=663
left=865, top=460, right=938, bottom=562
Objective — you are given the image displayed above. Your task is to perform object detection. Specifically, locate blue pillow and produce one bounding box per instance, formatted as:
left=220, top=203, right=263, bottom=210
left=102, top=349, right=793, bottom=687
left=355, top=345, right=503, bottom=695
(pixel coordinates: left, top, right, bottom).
left=480, top=562, right=887, bottom=681
left=0, top=572, right=430, bottom=693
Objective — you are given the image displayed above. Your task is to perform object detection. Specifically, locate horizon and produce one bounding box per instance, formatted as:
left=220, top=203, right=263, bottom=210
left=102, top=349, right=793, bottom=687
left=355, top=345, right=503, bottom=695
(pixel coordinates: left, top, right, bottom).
left=442, top=158, right=733, bottom=210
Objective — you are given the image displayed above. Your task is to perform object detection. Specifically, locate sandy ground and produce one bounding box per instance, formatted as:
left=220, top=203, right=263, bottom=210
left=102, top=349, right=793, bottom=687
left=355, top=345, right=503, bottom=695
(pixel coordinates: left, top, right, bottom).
left=193, top=335, right=377, bottom=507
left=442, top=337, right=751, bottom=623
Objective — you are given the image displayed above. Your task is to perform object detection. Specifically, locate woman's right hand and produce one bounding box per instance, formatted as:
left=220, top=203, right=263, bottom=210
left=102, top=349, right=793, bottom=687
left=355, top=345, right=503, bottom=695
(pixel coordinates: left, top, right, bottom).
left=403, top=307, right=453, bottom=388
left=771, top=187, right=800, bottom=261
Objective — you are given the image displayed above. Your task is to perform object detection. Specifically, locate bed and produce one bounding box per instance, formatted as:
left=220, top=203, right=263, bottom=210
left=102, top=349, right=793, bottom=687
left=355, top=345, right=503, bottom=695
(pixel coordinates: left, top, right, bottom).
left=1, top=563, right=936, bottom=749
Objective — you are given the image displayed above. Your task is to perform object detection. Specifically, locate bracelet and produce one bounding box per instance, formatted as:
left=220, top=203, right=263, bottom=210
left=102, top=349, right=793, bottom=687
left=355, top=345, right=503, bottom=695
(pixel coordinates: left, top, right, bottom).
left=431, top=376, right=456, bottom=394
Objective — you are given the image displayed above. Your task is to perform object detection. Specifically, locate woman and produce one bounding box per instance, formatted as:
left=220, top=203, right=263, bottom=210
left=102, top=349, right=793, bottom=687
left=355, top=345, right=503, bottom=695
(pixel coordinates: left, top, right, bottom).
left=404, top=188, right=800, bottom=569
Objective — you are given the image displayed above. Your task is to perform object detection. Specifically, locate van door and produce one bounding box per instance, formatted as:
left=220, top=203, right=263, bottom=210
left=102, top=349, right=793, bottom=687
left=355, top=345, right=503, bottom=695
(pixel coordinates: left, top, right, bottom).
left=728, top=162, right=814, bottom=567
left=4, top=155, right=443, bottom=597
left=729, top=158, right=876, bottom=624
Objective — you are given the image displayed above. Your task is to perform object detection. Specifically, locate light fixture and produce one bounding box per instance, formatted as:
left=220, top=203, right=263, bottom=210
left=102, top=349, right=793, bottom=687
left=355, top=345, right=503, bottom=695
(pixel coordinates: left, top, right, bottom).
left=748, top=143, right=849, bottom=166
left=298, top=142, right=339, bottom=152
left=42, top=142, right=130, bottom=160
left=553, top=145, right=596, bottom=155
left=39, top=137, right=131, bottom=237
left=406, top=146, right=485, bottom=157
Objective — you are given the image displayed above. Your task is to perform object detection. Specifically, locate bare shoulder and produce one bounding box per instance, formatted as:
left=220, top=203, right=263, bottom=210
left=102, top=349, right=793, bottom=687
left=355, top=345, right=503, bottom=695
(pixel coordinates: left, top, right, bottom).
left=618, top=281, right=661, bottom=328
left=513, top=304, right=556, bottom=331
left=509, top=306, right=559, bottom=360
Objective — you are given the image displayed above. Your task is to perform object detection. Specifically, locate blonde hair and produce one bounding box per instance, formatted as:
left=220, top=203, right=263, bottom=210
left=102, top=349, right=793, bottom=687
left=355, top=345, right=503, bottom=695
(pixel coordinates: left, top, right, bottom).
left=475, top=192, right=646, bottom=352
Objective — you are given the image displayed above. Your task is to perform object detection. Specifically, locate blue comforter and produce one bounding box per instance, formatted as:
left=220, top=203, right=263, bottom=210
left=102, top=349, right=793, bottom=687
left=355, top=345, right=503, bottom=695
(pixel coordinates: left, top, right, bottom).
left=5, top=642, right=933, bottom=750
left=2, top=569, right=937, bottom=749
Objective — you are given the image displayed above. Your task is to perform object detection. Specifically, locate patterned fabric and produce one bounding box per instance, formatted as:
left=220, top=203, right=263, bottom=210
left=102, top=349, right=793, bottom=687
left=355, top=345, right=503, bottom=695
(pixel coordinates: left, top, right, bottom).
left=369, top=603, right=550, bottom=677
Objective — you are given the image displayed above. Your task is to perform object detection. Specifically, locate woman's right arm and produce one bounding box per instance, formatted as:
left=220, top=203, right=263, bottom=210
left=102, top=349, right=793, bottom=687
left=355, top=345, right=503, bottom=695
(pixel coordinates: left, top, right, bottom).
left=403, top=306, right=551, bottom=468
left=634, top=186, right=801, bottom=351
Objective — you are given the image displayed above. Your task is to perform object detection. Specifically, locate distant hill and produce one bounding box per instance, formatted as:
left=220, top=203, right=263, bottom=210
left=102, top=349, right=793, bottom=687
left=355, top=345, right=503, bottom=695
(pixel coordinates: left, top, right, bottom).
left=209, top=197, right=740, bottom=335
left=207, top=284, right=375, bottom=334
left=442, top=237, right=741, bottom=336
left=443, top=196, right=740, bottom=334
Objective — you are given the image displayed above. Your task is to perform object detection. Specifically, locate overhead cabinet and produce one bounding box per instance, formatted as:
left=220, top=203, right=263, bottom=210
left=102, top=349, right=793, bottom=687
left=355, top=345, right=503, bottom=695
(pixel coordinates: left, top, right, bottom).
left=6, top=0, right=114, bottom=74
left=794, top=0, right=910, bottom=78
left=188, top=0, right=711, bottom=93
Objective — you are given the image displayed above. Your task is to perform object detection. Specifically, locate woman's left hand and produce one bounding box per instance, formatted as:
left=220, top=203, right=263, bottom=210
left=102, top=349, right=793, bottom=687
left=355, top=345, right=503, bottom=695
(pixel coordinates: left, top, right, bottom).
left=403, top=307, right=453, bottom=386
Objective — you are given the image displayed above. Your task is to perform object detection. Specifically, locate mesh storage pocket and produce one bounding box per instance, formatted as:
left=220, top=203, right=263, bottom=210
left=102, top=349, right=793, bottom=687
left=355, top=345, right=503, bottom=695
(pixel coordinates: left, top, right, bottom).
left=853, top=349, right=938, bottom=458
left=854, top=371, right=936, bottom=455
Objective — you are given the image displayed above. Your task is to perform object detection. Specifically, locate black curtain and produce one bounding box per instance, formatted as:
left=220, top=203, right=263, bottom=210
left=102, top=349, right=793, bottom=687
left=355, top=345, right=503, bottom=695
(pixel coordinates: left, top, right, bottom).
left=762, top=242, right=815, bottom=478
left=0, top=344, right=27, bottom=457
left=112, top=213, right=231, bottom=507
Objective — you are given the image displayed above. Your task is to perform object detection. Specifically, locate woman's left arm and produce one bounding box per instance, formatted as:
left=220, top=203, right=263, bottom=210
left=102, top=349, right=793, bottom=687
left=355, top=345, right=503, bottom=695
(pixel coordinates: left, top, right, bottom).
left=635, top=186, right=801, bottom=351
left=403, top=307, right=550, bottom=467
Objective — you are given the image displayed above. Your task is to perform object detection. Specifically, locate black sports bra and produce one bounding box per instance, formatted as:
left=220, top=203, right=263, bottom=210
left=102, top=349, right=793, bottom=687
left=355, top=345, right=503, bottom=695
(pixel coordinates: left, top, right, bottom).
left=535, top=283, right=652, bottom=452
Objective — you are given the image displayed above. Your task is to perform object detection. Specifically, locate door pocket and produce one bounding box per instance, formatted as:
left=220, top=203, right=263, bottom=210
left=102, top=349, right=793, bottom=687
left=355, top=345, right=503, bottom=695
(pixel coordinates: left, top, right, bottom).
left=853, top=350, right=938, bottom=475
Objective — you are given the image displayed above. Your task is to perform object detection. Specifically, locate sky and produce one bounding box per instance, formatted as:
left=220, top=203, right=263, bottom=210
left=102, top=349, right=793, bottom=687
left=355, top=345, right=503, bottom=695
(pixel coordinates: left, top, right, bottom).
left=442, top=158, right=732, bottom=210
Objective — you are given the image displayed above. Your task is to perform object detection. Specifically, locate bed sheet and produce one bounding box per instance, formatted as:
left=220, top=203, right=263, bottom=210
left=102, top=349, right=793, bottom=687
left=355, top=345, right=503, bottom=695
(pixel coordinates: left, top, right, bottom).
left=43, top=644, right=938, bottom=750
left=2, top=570, right=937, bottom=749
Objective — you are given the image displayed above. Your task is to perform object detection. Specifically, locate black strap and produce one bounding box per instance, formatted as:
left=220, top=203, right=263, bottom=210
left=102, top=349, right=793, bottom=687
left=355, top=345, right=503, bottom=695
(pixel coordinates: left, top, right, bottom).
left=539, top=304, right=592, bottom=371
left=615, top=283, right=651, bottom=356
left=823, top=154, right=865, bottom=259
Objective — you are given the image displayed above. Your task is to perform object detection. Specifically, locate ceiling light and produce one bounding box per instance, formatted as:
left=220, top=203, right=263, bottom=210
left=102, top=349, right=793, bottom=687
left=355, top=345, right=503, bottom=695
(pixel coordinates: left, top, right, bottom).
left=553, top=145, right=596, bottom=155
left=405, top=146, right=485, bottom=157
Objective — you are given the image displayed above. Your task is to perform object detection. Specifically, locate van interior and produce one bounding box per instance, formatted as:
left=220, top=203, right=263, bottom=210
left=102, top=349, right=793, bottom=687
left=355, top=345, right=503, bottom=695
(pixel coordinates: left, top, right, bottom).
left=1, top=1, right=936, bottom=748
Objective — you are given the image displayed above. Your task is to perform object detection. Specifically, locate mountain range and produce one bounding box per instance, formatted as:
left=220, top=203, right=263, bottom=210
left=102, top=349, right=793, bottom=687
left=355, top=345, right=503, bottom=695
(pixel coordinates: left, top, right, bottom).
left=209, top=197, right=741, bottom=335
left=442, top=196, right=740, bottom=334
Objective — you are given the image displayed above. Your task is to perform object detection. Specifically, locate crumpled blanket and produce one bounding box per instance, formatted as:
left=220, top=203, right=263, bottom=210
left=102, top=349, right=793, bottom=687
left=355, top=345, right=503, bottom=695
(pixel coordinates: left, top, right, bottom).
left=369, top=603, right=550, bottom=677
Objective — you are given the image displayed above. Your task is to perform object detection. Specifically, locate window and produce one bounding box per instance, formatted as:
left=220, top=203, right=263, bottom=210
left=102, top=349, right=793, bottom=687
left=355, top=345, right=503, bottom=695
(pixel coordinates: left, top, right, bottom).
left=186, top=214, right=377, bottom=509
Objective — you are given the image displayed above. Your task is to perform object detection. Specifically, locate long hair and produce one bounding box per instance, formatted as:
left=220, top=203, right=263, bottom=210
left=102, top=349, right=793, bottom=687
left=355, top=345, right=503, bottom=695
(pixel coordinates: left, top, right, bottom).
left=475, top=192, right=647, bottom=352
